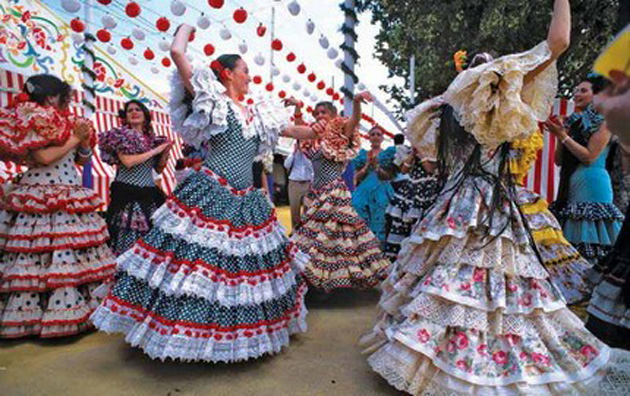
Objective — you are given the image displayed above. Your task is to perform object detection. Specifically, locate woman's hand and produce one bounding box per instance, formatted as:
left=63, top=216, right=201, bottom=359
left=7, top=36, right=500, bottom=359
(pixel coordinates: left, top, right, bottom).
left=154, top=141, right=173, bottom=155
left=544, top=115, right=567, bottom=139
left=354, top=91, right=373, bottom=104
left=73, top=119, right=92, bottom=142
left=283, top=97, right=301, bottom=107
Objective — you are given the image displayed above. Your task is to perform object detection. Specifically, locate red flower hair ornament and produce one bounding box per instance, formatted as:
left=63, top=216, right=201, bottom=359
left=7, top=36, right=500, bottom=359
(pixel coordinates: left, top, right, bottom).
left=210, top=60, right=229, bottom=82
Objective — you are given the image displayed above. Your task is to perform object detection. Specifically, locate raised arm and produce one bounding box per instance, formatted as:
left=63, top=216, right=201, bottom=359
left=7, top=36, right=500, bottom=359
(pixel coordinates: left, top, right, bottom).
left=345, top=91, right=373, bottom=138
left=171, top=24, right=195, bottom=95
left=282, top=125, right=318, bottom=140
left=525, top=0, right=571, bottom=84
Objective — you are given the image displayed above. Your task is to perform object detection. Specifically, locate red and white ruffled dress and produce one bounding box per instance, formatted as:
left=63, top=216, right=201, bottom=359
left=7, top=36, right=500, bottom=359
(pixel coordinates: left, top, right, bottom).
left=293, top=118, right=390, bottom=292
left=0, top=102, right=116, bottom=338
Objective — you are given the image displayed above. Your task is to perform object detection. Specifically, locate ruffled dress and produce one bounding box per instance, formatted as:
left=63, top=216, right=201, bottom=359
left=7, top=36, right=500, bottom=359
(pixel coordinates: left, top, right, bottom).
left=384, top=156, right=439, bottom=260
left=361, top=42, right=627, bottom=395
left=0, top=102, right=116, bottom=338
left=550, top=105, right=624, bottom=265
left=90, top=67, right=308, bottom=362
left=292, top=118, right=390, bottom=292
left=99, top=126, right=166, bottom=256
left=352, top=147, right=397, bottom=242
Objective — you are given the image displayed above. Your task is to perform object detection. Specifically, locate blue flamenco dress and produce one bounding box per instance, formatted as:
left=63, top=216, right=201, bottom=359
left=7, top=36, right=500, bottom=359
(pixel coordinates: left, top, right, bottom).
left=352, top=147, right=396, bottom=242
left=90, top=67, right=308, bottom=362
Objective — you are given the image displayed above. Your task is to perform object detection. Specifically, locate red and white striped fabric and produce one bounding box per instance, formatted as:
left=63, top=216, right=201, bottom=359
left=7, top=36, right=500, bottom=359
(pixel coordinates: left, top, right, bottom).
left=0, top=69, right=183, bottom=208
left=522, top=99, right=575, bottom=202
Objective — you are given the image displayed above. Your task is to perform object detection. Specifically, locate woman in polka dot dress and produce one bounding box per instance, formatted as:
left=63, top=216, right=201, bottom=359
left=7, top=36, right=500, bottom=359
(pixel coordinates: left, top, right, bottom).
left=0, top=74, right=116, bottom=338
left=292, top=100, right=391, bottom=292
left=99, top=100, right=171, bottom=256
left=90, top=24, right=315, bottom=362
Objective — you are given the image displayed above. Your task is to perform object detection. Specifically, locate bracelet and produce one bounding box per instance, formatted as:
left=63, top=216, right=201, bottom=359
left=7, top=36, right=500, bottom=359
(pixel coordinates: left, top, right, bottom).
left=77, top=147, right=93, bottom=157
left=561, top=136, right=571, bottom=145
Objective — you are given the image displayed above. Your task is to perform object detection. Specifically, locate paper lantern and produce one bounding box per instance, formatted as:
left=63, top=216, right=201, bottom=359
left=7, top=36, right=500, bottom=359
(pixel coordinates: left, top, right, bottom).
left=253, top=76, right=262, bottom=84
left=156, top=17, right=170, bottom=32
left=317, top=81, right=325, bottom=90
left=101, top=14, right=117, bottom=29
left=233, top=8, right=247, bottom=24
left=159, top=40, right=170, bottom=52
left=333, top=93, right=340, bottom=101
left=358, top=83, right=367, bottom=90
left=208, top=0, right=224, bottom=9
left=162, top=57, right=172, bottom=67
left=306, top=19, right=315, bottom=35
left=265, top=83, right=274, bottom=92
left=271, top=67, right=280, bottom=77
left=238, top=41, right=248, bottom=54
left=71, top=33, right=84, bottom=44
left=271, top=39, right=283, bottom=51
left=287, top=1, right=301, bottom=16
left=96, top=29, right=111, bottom=43
left=286, top=52, right=296, bottom=62
left=121, top=37, right=134, bottom=50
left=129, top=56, right=139, bottom=66
left=132, top=28, right=146, bottom=41
left=247, top=98, right=254, bottom=105
left=203, top=44, right=215, bottom=56
left=307, top=73, right=316, bottom=82
left=170, top=0, right=186, bottom=16
left=297, top=64, right=306, bottom=74
left=188, top=30, right=195, bottom=42
left=307, top=106, right=313, bottom=113
left=144, top=48, right=155, bottom=60
left=151, top=67, right=160, bottom=74
left=278, top=90, right=287, bottom=99
left=97, top=0, right=112, bottom=4
left=106, top=45, right=117, bottom=55
left=335, top=59, right=343, bottom=69
left=197, top=14, right=211, bottom=30
left=125, top=2, right=141, bottom=18
left=303, top=89, right=310, bottom=96
left=327, top=48, right=338, bottom=59
left=257, top=23, right=267, bottom=37
left=61, top=0, right=81, bottom=13
left=70, top=18, right=85, bottom=33
left=254, top=53, right=265, bottom=66
left=319, top=35, right=329, bottom=49
left=282, top=75, right=291, bottom=83
left=220, top=27, right=232, bottom=40
left=326, top=87, right=334, bottom=96
left=292, top=82, right=301, bottom=91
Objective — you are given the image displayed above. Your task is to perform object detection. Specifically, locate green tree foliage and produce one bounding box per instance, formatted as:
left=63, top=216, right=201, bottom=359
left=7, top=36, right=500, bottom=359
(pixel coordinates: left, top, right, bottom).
left=357, top=0, right=621, bottom=115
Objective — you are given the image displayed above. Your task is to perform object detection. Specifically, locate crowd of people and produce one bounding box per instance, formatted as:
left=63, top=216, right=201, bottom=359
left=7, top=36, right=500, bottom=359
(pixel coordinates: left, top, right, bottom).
left=1, top=0, right=630, bottom=393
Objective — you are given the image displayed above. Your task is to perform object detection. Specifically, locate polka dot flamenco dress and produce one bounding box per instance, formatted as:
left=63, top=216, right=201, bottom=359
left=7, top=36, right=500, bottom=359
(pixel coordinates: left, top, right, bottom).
left=361, top=42, right=630, bottom=395
left=0, top=102, right=116, bottom=338
left=98, top=126, right=166, bottom=256
left=90, top=67, right=308, bottom=362
left=292, top=118, right=390, bottom=292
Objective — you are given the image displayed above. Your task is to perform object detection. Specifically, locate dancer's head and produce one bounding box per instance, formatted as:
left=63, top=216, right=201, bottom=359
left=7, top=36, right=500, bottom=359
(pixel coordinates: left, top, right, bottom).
left=211, top=54, right=250, bottom=98
left=574, top=73, right=610, bottom=111
left=368, top=126, right=384, bottom=148
left=467, top=52, right=495, bottom=69
left=23, top=74, right=72, bottom=109
left=313, top=101, right=337, bottom=123
left=119, top=100, right=153, bottom=134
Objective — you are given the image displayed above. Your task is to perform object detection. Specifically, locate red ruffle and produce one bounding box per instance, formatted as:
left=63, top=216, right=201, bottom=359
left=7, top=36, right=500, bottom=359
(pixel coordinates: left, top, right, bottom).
left=0, top=264, right=116, bottom=292
left=316, top=117, right=361, bottom=162
left=4, top=187, right=102, bottom=214
left=1, top=311, right=93, bottom=327
left=3, top=236, right=110, bottom=253
left=201, top=167, right=257, bottom=196
left=0, top=225, right=108, bottom=241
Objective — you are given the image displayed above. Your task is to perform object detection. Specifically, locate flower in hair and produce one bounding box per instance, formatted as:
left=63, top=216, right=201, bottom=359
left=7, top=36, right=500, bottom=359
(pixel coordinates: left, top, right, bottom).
left=454, top=50, right=467, bottom=73
left=210, top=59, right=229, bottom=81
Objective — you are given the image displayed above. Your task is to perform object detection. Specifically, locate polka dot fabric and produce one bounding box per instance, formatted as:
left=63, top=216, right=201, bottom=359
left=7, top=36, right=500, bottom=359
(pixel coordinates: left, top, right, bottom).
left=90, top=109, right=308, bottom=363
left=0, top=149, right=116, bottom=338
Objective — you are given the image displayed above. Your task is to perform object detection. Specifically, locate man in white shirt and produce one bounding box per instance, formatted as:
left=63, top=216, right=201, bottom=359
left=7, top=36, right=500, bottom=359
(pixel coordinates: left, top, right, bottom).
left=284, top=141, right=314, bottom=229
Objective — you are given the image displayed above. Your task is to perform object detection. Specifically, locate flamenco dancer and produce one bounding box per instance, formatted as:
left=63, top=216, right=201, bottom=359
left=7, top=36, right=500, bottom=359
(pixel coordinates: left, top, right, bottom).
left=292, top=100, right=391, bottom=292
left=362, top=1, right=630, bottom=393
left=98, top=100, right=172, bottom=256
left=0, top=75, right=116, bottom=338
left=90, top=24, right=318, bottom=362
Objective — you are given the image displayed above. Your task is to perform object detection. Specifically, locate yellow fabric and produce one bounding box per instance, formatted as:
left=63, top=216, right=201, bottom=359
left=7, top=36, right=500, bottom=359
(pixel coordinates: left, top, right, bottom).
left=531, top=227, right=570, bottom=246
left=519, top=196, right=549, bottom=215
left=510, top=129, right=544, bottom=185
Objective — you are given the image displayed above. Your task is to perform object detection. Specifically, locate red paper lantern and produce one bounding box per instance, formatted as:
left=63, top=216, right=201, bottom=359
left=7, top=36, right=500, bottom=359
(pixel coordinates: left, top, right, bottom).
left=297, top=64, right=306, bottom=74
left=188, top=31, right=195, bottom=42
left=156, top=17, right=170, bottom=32
left=253, top=75, right=262, bottom=84
left=203, top=44, right=215, bottom=56
left=125, top=2, right=141, bottom=18
left=340, top=98, right=344, bottom=105
left=96, top=29, right=111, bottom=43
left=333, top=93, right=340, bottom=101
left=326, top=87, right=334, bottom=96
left=238, top=95, right=245, bottom=102
left=97, top=0, right=112, bottom=4
left=162, top=57, right=172, bottom=67
left=271, top=39, right=283, bottom=51
left=208, top=0, right=224, bottom=9
left=70, top=18, right=85, bottom=33
left=233, top=8, right=247, bottom=24
left=121, top=37, right=134, bottom=50
left=306, top=106, right=313, bottom=113
left=317, top=81, right=325, bottom=90
left=265, top=82, right=274, bottom=92
left=307, top=73, right=316, bottom=82
left=144, top=48, right=155, bottom=60
left=286, top=52, right=296, bottom=62
left=256, top=23, right=267, bottom=37
left=278, top=90, right=286, bottom=99
left=247, top=98, right=254, bottom=105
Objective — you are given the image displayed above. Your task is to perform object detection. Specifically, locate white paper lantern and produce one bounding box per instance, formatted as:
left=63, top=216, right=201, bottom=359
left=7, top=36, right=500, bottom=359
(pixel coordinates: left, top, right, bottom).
left=282, top=75, right=291, bottom=83
left=101, top=14, right=117, bottom=30
left=327, top=47, right=338, bottom=59
left=254, top=53, right=265, bottom=66
left=61, top=0, right=81, bottom=13
left=310, top=95, right=318, bottom=102
left=170, top=0, right=186, bottom=17
left=186, top=54, right=194, bottom=62
left=271, top=67, right=280, bottom=77
left=306, top=19, right=315, bottom=35
left=358, top=83, right=367, bottom=91
left=335, top=59, right=343, bottom=69
left=71, top=33, right=84, bottom=44
left=287, top=0, right=301, bottom=16
left=132, top=28, right=145, bottom=41
left=197, top=14, right=211, bottom=30
left=159, top=40, right=170, bottom=52
left=303, top=89, right=310, bottom=97
left=107, top=45, right=117, bottom=55
left=239, top=41, right=248, bottom=54
left=129, top=56, right=139, bottom=66
left=292, top=82, right=301, bottom=91
left=220, top=27, right=232, bottom=41
left=151, top=67, right=160, bottom=74
left=319, top=35, right=329, bottom=49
